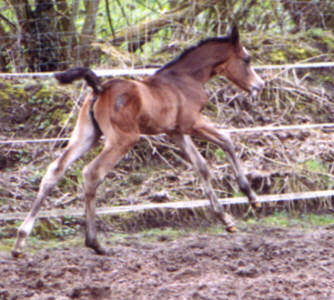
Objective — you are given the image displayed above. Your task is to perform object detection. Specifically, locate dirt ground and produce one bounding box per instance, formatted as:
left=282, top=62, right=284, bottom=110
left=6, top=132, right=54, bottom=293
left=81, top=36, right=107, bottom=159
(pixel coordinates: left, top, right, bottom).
left=0, top=224, right=333, bottom=300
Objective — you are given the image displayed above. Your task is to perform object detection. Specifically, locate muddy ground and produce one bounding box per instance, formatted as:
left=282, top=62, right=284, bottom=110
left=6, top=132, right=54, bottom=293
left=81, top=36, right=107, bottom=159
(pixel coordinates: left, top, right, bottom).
left=0, top=224, right=333, bottom=300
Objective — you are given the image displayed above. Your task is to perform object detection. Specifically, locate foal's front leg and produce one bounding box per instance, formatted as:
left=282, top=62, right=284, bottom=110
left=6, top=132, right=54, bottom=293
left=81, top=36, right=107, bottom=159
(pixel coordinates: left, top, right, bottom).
left=193, top=120, right=260, bottom=209
left=171, top=133, right=235, bottom=231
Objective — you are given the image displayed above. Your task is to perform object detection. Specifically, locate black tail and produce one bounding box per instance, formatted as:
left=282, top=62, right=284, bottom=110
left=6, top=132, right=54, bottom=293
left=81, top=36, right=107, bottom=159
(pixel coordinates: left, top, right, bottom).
left=54, top=67, right=102, bottom=94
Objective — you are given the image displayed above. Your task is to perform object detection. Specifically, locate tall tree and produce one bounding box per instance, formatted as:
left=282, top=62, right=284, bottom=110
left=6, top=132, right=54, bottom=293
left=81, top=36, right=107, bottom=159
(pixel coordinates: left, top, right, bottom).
left=4, top=0, right=100, bottom=71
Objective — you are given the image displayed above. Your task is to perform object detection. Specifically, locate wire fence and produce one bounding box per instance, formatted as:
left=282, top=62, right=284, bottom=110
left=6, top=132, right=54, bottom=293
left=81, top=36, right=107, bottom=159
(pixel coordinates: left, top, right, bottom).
left=1, top=0, right=333, bottom=72
left=1, top=1, right=333, bottom=220
left=0, top=60, right=333, bottom=145
left=1, top=123, right=334, bottom=145
left=0, top=61, right=334, bottom=79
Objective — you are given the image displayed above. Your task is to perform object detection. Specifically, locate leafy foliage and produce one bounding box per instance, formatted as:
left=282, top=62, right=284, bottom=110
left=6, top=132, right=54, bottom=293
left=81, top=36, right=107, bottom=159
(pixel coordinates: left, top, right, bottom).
left=0, top=0, right=333, bottom=71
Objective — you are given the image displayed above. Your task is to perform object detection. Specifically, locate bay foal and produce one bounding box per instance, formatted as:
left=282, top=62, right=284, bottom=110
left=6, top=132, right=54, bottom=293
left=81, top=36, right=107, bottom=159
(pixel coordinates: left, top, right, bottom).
left=12, top=26, right=264, bottom=257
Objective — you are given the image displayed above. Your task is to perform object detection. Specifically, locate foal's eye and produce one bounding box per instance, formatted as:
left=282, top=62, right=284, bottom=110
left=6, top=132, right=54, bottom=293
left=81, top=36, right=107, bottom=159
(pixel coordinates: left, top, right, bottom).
left=244, top=57, right=251, bottom=64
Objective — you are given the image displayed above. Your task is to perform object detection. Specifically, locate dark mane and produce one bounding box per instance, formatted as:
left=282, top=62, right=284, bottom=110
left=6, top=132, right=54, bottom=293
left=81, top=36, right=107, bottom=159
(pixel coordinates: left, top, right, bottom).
left=156, top=36, right=230, bottom=74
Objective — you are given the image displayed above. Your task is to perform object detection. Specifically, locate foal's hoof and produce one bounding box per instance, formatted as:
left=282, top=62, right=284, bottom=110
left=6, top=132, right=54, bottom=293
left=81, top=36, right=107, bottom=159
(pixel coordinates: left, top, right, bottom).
left=11, top=250, right=24, bottom=258
left=92, top=244, right=109, bottom=255
left=95, top=246, right=109, bottom=255
left=86, top=240, right=108, bottom=255
left=226, top=226, right=237, bottom=233
left=251, top=201, right=262, bottom=209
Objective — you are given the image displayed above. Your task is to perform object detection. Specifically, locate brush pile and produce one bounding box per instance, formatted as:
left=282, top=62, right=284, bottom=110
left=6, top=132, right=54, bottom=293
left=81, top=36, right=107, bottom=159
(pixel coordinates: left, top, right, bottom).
left=1, top=1, right=334, bottom=231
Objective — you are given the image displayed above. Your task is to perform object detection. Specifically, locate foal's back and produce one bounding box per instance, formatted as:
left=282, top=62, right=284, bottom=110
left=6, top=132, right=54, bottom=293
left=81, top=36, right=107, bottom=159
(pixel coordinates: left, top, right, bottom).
left=94, top=73, right=207, bottom=136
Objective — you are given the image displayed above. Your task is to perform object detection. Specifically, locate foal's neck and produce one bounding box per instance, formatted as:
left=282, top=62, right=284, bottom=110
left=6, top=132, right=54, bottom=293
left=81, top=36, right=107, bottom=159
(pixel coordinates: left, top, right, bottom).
left=158, top=41, right=231, bottom=84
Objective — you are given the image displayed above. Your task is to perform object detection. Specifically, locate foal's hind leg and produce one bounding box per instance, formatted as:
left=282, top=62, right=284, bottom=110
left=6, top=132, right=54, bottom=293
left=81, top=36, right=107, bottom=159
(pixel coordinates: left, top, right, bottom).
left=12, top=101, right=100, bottom=257
left=192, top=120, right=260, bottom=208
left=171, top=134, right=235, bottom=231
left=82, top=132, right=139, bottom=254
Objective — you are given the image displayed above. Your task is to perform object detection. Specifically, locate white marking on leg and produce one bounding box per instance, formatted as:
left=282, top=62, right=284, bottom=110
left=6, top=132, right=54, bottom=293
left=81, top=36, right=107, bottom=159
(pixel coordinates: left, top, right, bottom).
left=19, top=214, right=36, bottom=237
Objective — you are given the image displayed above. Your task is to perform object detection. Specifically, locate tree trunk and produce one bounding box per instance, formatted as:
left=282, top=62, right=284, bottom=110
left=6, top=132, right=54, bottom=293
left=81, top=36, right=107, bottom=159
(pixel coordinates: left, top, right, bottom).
left=7, top=0, right=80, bottom=71
left=0, top=22, right=10, bottom=71
left=77, top=0, right=100, bottom=65
left=7, top=0, right=32, bottom=71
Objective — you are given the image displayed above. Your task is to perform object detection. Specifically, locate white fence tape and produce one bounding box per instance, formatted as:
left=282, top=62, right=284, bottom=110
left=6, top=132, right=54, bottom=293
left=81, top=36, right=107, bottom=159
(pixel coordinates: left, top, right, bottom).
left=1, top=189, right=333, bottom=221
left=1, top=123, right=333, bottom=145
left=1, top=61, right=333, bottom=145
left=0, top=62, right=333, bottom=79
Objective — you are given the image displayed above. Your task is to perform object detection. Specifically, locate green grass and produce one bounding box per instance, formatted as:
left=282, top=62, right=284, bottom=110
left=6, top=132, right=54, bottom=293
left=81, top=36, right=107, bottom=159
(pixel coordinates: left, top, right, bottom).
left=0, top=236, right=83, bottom=254
left=244, top=211, right=334, bottom=228
left=0, top=239, right=13, bottom=252
left=300, top=213, right=334, bottom=226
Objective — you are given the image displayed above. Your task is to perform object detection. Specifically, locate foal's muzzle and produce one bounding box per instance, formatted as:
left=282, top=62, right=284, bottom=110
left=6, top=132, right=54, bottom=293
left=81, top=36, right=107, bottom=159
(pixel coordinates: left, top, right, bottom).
left=250, top=80, right=265, bottom=98
left=250, top=85, right=262, bottom=98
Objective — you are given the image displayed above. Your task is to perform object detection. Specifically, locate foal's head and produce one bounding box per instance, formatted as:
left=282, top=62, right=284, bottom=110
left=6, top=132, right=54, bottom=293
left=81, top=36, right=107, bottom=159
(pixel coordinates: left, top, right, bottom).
left=214, top=26, right=264, bottom=97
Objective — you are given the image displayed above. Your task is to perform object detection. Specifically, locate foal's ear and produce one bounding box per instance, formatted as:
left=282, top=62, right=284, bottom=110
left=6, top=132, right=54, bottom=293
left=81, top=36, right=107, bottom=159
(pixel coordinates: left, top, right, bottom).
left=229, top=25, right=240, bottom=45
